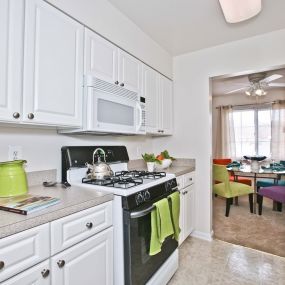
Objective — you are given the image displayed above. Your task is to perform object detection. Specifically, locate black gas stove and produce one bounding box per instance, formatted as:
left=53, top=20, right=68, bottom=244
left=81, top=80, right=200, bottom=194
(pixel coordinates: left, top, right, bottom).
left=82, top=170, right=166, bottom=189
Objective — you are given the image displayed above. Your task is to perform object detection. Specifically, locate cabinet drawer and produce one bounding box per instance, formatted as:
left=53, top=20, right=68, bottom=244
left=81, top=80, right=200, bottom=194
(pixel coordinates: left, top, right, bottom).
left=176, top=176, right=184, bottom=190
left=2, top=260, right=50, bottom=285
left=50, top=201, right=112, bottom=255
left=0, top=224, right=50, bottom=282
left=184, top=172, right=195, bottom=187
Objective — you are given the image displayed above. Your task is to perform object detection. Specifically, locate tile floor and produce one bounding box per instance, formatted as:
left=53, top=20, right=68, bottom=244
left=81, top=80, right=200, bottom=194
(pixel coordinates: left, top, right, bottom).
left=168, top=237, right=285, bottom=285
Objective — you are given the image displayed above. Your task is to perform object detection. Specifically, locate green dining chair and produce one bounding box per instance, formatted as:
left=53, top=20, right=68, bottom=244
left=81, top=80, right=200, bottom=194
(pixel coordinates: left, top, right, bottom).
left=213, top=164, right=254, bottom=217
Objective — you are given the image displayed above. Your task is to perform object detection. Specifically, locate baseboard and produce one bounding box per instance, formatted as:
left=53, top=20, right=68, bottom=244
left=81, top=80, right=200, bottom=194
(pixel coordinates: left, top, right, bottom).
left=191, top=230, right=213, bottom=241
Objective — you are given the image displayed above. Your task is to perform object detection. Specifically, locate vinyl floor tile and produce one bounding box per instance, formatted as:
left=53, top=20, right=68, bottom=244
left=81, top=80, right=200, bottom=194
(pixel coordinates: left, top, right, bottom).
left=168, top=237, right=285, bottom=285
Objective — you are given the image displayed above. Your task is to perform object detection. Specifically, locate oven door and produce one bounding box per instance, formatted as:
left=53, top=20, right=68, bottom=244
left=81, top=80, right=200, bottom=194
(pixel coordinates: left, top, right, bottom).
left=123, top=204, right=178, bottom=285
left=86, top=87, right=142, bottom=134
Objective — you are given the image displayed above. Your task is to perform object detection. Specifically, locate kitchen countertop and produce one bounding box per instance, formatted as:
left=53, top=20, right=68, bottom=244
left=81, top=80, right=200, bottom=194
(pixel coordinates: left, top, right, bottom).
left=128, top=158, right=195, bottom=177
left=0, top=184, right=113, bottom=239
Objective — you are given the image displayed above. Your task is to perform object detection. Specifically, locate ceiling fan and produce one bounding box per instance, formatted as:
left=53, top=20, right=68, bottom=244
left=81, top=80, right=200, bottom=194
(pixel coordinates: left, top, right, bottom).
left=226, top=72, right=285, bottom=96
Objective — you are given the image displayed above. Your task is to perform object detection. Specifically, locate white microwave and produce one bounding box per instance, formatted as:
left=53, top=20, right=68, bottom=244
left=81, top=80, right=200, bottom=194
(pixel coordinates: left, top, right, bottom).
left=83, top=76, right=146, bottom=135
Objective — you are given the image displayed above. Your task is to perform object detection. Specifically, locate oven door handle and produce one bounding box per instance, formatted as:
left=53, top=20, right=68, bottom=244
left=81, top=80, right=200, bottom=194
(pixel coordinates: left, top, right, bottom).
left=130, top=190, right=180, bottom=219
left=130, top=205, right=155, bottom=219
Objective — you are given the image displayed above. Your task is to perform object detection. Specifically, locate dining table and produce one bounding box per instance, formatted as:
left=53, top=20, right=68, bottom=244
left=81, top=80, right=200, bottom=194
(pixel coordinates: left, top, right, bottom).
left=227, top=165, right=285, bottom=214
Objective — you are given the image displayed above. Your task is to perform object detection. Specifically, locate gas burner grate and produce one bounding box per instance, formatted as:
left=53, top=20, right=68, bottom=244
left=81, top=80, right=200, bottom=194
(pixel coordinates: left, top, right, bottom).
left=82, top=176, right=143, bottom=189
left=115, top=170, right=166, bottom=180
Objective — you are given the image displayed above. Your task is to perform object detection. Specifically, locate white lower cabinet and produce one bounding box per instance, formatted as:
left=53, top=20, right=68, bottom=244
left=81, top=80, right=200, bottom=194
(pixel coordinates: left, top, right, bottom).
left=2, top=260, right=50, bottom=285
left=51, top=227, right=113, bottom=285
left=0, top=202, right=113, bottom=285
left=178, top=172, right=195, bottom=245
left=0, top=224, right=50, bottom=283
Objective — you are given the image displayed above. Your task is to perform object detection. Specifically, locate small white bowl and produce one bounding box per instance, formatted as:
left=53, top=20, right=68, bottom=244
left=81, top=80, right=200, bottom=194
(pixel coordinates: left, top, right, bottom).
left=155, top=159, right=172, bottom=170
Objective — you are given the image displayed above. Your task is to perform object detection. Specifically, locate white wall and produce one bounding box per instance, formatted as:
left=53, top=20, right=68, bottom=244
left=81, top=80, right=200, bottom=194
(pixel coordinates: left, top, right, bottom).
left=153, top=28, right=285, bottom=236
left=0, top=125, right=153, bottom=177
left=212, top=89, right=285, bottom=156
left=46, top=0, right=172, bottom=78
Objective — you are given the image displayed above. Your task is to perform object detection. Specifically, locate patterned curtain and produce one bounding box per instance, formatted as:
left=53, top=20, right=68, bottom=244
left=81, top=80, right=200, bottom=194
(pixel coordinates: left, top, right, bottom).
left=214, top=106, right=236, bottom=159
left=271, top=101, right=285, bottom=160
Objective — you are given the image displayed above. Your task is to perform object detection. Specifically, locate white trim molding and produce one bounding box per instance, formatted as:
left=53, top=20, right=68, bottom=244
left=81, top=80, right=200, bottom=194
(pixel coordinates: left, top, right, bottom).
left=191, top=230, right=214, bottom=242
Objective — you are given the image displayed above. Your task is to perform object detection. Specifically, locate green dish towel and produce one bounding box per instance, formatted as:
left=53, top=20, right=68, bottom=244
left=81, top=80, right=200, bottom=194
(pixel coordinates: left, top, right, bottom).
left=168, top=191, right=181, bottom=241
left=149, top=198, right=174, bottom=256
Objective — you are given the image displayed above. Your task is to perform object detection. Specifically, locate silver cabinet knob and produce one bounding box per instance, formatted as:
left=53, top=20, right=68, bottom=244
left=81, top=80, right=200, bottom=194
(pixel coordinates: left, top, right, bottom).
left=86, top=222, right=93, bottom=229
left=114, top=81, right=119, bottom=85
left=0, top=261, right=4, bottom=270
left=120, top=83, right=124, bottom=87
left=57, top=260, right=65, bottom=268
left=27, top=113, right=34, bottom=119
left=13, top=112, right=20, bottom=119
left=41, top=269, right=50, bottom=278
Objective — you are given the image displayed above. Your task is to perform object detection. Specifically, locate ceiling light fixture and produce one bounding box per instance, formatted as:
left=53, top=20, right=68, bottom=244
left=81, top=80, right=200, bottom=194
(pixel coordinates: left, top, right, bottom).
left=219, top=0, right=262, bottom=23
left=245, top=83, right=267, bottom=97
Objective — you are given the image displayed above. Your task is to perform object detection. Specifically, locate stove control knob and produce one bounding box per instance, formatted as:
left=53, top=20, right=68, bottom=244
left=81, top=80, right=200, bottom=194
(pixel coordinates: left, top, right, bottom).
left=166, top=181, right=172, bottom=192
left=144, top=190, right=151, bottom=201
left=136, top=193, right=144, bottom=205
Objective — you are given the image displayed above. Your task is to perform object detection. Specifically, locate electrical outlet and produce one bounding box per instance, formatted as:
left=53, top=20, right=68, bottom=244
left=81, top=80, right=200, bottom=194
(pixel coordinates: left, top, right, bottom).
left=8, top=146, right=23, bottom=161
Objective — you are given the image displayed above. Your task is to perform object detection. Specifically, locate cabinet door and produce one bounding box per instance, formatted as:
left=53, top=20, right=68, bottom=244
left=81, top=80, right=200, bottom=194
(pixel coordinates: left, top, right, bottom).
left=159, top=76, right=173, bottom=135
left=183, top=185, right=195, bottom=238
left=0, top=0, right=23, bottom=122
left=143, top=65, right=160, bottom=134
left=118, top=50, right=142, bottom=94
left=51, top=227, right=113, bottom=285
left=84, top=28, right=118, bottom=84
left=23, top=0, right=84, bottom=127
left=2, top=260, right=50, bottom=285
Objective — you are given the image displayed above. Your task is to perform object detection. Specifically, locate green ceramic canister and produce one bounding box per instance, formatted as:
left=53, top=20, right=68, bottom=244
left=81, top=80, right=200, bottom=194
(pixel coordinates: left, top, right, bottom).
left=0, top=160, right=28, bottom=197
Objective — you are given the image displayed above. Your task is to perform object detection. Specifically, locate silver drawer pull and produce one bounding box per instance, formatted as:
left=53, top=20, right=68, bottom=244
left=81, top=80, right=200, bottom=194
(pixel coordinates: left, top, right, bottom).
left=57, top=260, right=65, bottom=268
left=86, top=222, right=93, bottom=229
left=41, top=269, right=50, bottom=278
left=189, top=178, right=192, bottom=181
left=0, top=261, right=4, bottom=270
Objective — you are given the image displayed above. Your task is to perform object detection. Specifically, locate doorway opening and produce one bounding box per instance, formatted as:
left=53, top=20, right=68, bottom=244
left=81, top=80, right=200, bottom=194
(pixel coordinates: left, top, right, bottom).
left=210, top=65, right=285, bottom=257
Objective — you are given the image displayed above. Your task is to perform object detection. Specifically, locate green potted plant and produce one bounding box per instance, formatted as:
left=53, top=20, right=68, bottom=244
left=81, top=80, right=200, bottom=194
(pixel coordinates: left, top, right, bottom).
left=142, top=153, right=161, bottom=172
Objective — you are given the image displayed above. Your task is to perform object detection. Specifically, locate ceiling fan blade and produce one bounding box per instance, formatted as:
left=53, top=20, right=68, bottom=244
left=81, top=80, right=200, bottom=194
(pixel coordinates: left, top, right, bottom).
left=261, top=74, right=283, bottom=83
left=226, top=87, right=247, bottom=94
left=268, top=82, right=285, bottom=87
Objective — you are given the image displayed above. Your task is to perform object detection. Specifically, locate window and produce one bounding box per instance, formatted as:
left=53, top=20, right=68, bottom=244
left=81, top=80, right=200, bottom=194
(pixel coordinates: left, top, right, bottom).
left=232, top=106, right=271, bottom=158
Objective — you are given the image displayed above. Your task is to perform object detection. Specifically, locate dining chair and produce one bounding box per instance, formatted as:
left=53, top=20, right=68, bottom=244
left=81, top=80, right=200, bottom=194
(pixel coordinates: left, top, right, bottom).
left=213, top=158, right=252, bottom=186
left=257, top=186, right=285, bottom=215
left=213, top=164, right=254, bottom=217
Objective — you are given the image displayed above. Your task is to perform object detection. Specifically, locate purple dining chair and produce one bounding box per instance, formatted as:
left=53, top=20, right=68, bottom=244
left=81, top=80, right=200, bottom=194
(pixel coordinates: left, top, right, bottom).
left=257, top=186, right=285, bottom=215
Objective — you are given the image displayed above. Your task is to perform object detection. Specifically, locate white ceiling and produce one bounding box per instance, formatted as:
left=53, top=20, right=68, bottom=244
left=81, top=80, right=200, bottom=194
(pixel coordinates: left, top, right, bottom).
left=212, top=68, right=285, bottom=96
left=107, top=0, right=285, bottom=55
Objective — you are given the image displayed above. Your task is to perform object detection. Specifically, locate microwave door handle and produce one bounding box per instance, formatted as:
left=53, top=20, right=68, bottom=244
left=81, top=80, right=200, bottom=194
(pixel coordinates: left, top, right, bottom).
left=136, top=102, right=143, bottom=132
left=130, top=204, right=155, bottom=219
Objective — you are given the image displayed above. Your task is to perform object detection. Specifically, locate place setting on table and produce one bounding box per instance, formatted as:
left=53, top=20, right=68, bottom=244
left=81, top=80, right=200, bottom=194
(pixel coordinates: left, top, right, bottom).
left=226, top=156, right=285, bottom=213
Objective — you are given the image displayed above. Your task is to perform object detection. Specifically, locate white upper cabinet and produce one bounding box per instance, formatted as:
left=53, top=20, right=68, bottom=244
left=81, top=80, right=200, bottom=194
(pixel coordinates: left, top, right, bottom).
left=0, top=0, right=24, bottom=122
left=144, top=65, right=173, bottom=136
left=118, top=50, right=142, bottom=94
left=22, top=0, right=84, bottom=127
left=143, top=65, right=160, bottom=133
left=84, top=28, right=118, bottom=84
left=84, top=29, right=142, bottom=94
left=159, top=76, right=173, bottom=135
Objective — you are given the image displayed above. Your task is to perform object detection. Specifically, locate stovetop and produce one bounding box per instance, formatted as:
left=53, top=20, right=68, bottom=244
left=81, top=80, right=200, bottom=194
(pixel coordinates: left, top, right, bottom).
left=82, top=170, right=167, bottom=189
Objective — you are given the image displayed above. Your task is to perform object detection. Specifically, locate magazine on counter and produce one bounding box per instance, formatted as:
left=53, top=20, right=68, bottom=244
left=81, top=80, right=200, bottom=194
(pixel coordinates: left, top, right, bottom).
left=0, top=194, right=60, bottom=215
